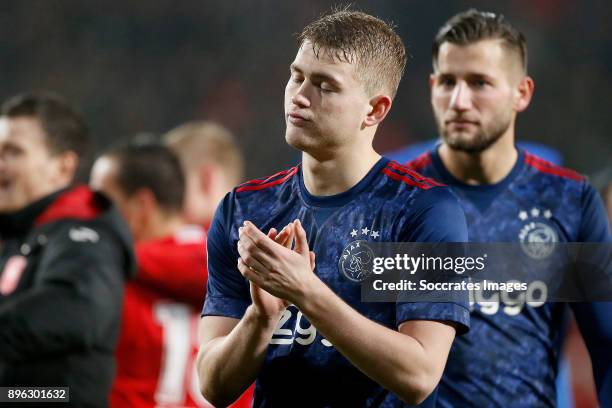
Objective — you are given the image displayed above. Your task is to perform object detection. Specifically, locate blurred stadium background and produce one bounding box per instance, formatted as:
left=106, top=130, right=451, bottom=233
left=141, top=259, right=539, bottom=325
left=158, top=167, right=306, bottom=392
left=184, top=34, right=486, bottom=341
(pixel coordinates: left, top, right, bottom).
left=1, top=1, right=609, bottom=407
left=1, top=0, right=610, bottom=177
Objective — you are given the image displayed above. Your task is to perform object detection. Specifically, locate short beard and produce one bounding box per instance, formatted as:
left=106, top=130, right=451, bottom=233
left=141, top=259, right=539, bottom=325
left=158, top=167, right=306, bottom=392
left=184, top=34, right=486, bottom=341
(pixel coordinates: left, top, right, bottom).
left=440, top=118, right=511, bottom=154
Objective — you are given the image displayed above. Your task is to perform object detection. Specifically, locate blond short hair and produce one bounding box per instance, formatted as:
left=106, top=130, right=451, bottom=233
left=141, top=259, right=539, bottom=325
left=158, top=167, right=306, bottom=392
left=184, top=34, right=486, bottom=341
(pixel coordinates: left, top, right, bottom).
left=163, top=121, right=244, bottom=186
left=299, top=9, right=407, bottom=98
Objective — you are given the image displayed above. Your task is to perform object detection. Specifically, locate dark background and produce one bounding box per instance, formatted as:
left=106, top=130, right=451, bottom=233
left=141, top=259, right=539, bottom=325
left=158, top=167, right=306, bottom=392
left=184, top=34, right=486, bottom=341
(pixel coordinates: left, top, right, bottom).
left=1, top=0, right=610, bottom=179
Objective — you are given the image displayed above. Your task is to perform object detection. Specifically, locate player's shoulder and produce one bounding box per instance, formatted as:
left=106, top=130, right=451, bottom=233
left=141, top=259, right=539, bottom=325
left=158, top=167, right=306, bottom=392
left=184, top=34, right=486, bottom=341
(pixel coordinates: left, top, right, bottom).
left=234, top=165, right=300, bottom=195
left=523, top=151, right=585, bottom=185
left=381, top=159, right=444, bottom=191
left=215, top=165, right=300, bottom=229
left=31, top=215, right=135, bottom=282
left=227, top=164, right=300, bottom=212
left=43, top=217, right=130, bottom=264
left=404, top=151, right=435, bottom=173
left=379, top=159, right=462, bottom=222
left=38, top=212, right=124, bottom=252
left=34, top=186, right=130, bottom=246
left=29, top=188, right=135, bottom=277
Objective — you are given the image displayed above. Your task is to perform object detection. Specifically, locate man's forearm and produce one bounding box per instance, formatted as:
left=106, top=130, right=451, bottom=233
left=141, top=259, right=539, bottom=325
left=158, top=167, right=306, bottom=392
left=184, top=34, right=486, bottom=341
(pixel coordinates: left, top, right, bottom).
left=197, top=306, right=279, bottom=406
left=297, top=281, right=452, bottom=405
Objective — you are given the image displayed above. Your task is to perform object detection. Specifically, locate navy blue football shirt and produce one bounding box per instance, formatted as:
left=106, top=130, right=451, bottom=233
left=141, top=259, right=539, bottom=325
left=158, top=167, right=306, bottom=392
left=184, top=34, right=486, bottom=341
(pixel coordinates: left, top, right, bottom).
left=408, top=147, right=612, bottom=407
left=203, top=157, right=470, bottom=407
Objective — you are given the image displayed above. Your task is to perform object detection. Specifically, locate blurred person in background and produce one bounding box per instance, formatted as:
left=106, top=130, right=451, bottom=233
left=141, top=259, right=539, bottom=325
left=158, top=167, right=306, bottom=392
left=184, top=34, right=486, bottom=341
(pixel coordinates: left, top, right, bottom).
left=164, top=121, right=244, bottom=229
left=406, top=9, right=612, bottom=407
left=0, top=92, right=134, bottom=407
left=197, top=9, right=470, bottom=407
left=164, top=122, right=254, bottom=406
left=90, top=141, right=252, bottom=408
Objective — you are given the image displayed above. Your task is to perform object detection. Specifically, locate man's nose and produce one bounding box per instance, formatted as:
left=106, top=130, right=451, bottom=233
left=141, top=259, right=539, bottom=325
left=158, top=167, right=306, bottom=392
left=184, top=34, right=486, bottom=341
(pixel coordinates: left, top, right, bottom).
left=449, top=82, right=472, bottom=111
left=291, top=82, right=311, bottom=108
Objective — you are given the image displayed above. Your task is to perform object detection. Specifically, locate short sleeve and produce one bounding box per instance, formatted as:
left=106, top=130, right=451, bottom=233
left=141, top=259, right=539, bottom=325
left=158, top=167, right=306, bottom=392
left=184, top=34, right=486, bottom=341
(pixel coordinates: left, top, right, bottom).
left=201, top=193, right=250, bottom=319
left=578, top=182, right=612, bottom=243
left=402, top=187, right=468, bottom=243
left=397, top=187, right=470, bottom=334
left=396, top=302, right=470, bottom=335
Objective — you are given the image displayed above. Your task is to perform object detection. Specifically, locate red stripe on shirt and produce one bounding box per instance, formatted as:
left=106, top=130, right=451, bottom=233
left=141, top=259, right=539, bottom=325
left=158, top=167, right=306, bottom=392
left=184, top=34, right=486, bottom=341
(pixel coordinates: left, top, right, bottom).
left=236, top=166, right=299, bottom=192
left=239, top=167, right=295, bottom=187
left=406, top=152, right=433, bottom=172
left=524, top=153, right=584, bottom=181
left=382, top=167, right=432, bottom=190
left=386, top=161, right=444, bottom=187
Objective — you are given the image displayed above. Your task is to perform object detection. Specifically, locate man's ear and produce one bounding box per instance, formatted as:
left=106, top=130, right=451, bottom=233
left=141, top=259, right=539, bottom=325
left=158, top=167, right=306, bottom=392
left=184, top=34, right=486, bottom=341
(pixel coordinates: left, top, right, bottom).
left=53, top=150, right=79, bottom=184
left=363, top=95, right=393, bottom=128
left=131, top=187, right=157, bottom=220
left=515, top=76, right=534, bottom=113
left=197, top=163, right=217, bottom=195
left=429, top=73, right=436, bottom=91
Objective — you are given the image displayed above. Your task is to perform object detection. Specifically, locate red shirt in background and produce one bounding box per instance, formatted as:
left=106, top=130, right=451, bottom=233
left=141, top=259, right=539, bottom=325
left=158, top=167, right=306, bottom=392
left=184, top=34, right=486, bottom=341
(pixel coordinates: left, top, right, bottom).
left=111, top=225, right=253, bottom=408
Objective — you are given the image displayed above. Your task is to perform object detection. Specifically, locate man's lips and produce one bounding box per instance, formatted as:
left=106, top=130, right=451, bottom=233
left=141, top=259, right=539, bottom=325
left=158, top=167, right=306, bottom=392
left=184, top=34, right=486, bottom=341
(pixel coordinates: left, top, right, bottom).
left=288, top=112, right=311, bottom=122
left=446, top=119, right=478, bottom=125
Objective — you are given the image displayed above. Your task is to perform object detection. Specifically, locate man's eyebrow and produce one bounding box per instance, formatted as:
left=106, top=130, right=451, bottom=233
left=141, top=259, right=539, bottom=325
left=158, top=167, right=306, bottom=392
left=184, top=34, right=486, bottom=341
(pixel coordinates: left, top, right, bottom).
left=290, top=64, right=342, bottom=87
left=465, top=72, right=495, bottom=81
left=0, top=140, right=23, bottom=151
left=436, top=71, right=495, bottom=81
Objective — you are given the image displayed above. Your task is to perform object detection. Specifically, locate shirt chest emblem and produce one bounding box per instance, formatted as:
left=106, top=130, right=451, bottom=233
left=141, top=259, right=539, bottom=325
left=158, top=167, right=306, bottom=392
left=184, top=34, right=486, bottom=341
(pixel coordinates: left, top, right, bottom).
left=517, top=207, right=558, bottom=259
left=339, top=224, right=381, bottom=282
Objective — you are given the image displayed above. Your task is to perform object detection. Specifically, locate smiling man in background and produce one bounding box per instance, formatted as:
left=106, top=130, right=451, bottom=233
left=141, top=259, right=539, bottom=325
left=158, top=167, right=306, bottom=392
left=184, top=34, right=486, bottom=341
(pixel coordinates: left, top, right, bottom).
left=0, top=92, right=134, bottom=407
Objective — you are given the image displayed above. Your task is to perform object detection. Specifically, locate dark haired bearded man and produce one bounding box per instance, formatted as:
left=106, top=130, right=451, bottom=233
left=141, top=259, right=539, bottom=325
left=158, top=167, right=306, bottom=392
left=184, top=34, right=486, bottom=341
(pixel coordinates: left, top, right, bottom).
left=407, top=9, right=612, bottom=407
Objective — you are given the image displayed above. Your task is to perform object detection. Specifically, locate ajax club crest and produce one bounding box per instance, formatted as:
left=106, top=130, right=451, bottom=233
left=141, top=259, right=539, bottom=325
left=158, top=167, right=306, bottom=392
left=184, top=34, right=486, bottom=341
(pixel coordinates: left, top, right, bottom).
left=518, top=208, right=558, bottom=259
left=339, top=240, right=375, bottom=282
left=338, top=225, right=380, bottom=282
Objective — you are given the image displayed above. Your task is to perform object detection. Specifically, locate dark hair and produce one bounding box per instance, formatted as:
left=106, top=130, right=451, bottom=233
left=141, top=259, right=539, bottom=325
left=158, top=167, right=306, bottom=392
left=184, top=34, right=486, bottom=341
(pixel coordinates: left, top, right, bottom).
left=432, top=9, right=528, bottom=73
left=299, top=8, right=407, bottom=98
left=1, top=91, right=91, bottom=180
left=105, top=141, right=185, bottom=212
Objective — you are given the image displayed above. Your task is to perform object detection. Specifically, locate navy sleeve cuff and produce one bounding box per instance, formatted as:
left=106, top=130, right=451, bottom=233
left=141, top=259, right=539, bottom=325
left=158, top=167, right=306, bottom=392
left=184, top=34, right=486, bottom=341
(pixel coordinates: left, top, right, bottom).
left=396, top=302, right=470, bottom=335
left=201, top=295, right=250, bottom=319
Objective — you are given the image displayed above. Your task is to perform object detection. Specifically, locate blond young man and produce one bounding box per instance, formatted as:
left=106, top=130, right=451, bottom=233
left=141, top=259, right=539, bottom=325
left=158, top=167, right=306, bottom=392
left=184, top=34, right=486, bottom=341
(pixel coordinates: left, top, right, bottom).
left=197, top=10, right=471, bottom=407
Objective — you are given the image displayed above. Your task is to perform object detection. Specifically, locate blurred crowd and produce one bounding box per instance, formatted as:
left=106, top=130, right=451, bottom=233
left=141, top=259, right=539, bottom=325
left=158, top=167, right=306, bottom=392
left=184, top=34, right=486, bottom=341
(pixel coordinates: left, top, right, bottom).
left=0, top=1, right=609, bottom=178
